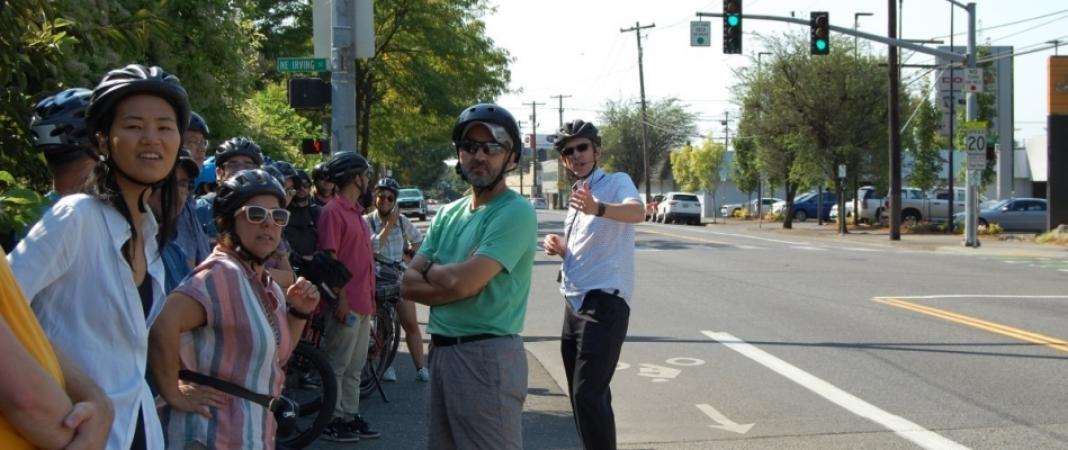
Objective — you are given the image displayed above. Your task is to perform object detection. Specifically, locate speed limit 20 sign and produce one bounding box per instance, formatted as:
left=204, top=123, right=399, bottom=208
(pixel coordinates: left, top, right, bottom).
left=965, top=129, right=987, bottom=170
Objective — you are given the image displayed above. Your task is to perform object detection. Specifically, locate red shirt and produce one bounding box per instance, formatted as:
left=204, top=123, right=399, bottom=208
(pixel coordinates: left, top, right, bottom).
left=318, top=195, right=375, bottom=315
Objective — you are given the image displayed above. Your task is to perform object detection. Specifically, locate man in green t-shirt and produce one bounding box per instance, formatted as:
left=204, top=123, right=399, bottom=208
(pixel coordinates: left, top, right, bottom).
left=401, top=103, right=536, bottom=450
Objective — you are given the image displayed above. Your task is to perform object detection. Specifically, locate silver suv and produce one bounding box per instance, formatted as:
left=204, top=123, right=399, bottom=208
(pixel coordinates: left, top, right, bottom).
left=397, top=188, right=428, bottom=221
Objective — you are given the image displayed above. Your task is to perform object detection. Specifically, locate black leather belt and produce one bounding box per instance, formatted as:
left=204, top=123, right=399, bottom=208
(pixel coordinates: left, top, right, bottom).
left=431, top=333, right=507, bottom=347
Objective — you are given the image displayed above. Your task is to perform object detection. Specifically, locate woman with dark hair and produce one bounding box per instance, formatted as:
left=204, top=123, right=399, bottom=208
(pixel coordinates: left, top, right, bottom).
left=149, top=169, right=319, bottom=449
left=7, top=63, right=190, bottom=449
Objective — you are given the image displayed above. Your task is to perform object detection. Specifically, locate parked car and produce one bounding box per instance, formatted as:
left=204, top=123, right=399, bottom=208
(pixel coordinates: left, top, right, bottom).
left=829, top=187, right=885, bottom=224
left=953, top=198, right=1048, bottom=232
left=880, top=187, right=981, bottom=225
left=786, top=191, right=837, bottom=222
left=529, top=197, right=547, bottom=209
left=721, top=197, right=782, bottom=218
left=656, top=192, right=702, bottom=225
left=643, top=193, right=665, bottom=221
left=397, top=188, right=428, bottom=221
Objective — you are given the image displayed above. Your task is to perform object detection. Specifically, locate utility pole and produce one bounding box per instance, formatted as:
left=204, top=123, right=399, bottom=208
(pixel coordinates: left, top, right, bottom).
left=888, top=0, right=902, bottom=240
left=331, top=0, right=356, bottom=155
left=947, top=5, right=955, bottom=234
left=621, top=21, right=655, bottom=201
left=524, top=101, right=546, bottom=198
left=550, top=94, right=572, bottom=129
left=963, top=1, right=980, bottom=247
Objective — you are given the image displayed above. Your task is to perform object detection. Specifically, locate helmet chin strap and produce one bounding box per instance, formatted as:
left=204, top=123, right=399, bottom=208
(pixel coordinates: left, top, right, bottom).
left=232, top=234, right=273, bottom=266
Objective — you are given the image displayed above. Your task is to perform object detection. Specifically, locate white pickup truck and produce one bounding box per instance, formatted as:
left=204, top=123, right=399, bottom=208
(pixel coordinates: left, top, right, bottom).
left=880, top=187, right=969, bottom=224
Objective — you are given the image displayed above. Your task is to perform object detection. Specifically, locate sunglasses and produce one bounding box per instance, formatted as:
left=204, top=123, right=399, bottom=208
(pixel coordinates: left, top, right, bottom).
left=235, top=205, right=290, bottom=227
left=560, top=142, right=592, bottom=157
left=458, top=140, right=510, bottom=156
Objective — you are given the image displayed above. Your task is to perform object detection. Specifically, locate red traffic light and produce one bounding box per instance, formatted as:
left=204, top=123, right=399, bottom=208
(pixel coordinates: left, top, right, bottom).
left=301, top=138, right=330, bottom=154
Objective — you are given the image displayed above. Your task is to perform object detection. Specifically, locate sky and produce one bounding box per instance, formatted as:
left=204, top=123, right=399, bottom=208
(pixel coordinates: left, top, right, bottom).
left=483, top=0, right=1068, bottom=145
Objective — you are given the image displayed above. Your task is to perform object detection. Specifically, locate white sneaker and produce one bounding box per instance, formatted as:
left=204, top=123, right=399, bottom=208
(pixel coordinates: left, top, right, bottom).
left=415, top=367, right=430, bottom=382
left=381, top=366, right=397, bottom=382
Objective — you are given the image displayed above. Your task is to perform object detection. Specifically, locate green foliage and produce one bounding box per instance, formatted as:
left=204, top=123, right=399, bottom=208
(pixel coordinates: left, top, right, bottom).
left=730, top=124, right=759, bottom=195
left=0, top=171, right=49, bottom=236
left=733, top=33, right=889, bottom=229
left=241, top=80, right=321, bottom=168
left=599, top=98, right=697, bottom=189
left=355, top=0, right=511, bottom=166
left=905, top=94, right=944, bottom=192
left=670, top=135, right=726, bottom=193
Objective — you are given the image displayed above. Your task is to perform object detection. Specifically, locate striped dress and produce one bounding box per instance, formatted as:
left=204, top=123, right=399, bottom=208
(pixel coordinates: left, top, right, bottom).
left=162, top=246, right=293, bottom=450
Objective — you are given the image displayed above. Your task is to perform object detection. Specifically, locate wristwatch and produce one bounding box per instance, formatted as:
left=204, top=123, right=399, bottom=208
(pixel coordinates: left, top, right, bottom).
left=420, top=259, right=436, bottom=282
left=596, top=202, right=606, bottom=217
left=287, top=305, right=312, bottom=320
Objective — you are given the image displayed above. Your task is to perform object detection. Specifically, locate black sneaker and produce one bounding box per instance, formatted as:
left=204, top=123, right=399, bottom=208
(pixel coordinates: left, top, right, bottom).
left=321, top=418, right=359, bottom=442
left=350, top=414, right=381, bottom=439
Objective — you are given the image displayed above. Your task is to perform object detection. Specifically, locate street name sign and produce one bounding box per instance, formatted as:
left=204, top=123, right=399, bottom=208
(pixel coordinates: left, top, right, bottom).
left=277, top=57, right=328, bottom=73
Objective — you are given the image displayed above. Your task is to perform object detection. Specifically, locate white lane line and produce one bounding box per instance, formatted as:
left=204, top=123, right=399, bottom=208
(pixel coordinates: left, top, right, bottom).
left=736, top=244, right=765, bottom=250
left=701, top=331, right=970, bottom=450
left=703, top=230, right=809, bottom=246
left=873, top=295, right=1068, bottom=300
left=791, top=246, right=826, bottom=251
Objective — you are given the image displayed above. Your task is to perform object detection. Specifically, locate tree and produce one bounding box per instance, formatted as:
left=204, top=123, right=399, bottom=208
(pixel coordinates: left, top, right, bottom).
left=242, top=80, right=321, bottom=168
left=354, top=0, right=511, bottom=171
left=733, top=33, right=888, bottom=231
left=731, top=120, right=760, bottom=201
left=905, top=93, right=944, bottom=193
left=599, top=98, right=697, bottom=189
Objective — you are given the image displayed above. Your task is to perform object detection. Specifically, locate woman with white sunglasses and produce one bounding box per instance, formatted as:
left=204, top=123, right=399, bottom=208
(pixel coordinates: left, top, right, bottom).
left=149, top=168, right=319, bottom=449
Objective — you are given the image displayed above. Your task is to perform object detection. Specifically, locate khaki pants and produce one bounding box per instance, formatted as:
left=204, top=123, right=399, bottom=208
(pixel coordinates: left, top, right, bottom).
left=323, top=311, right=371, bottom=417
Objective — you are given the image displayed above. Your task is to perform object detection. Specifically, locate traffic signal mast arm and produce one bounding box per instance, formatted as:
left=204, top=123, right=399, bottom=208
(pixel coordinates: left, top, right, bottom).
left=694, top=11, right=967, bottom=64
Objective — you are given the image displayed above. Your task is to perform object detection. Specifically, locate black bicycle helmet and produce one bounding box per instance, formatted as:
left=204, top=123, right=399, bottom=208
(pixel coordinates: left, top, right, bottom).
left=295, top=169, right=311, bottom=186
left=311, top=162, right=328, bottom=183
left=450, top=103, right=522, bottom=163
left=86, top=64, right=190, bottom=142
left=214, top=137, right=264, bottom=166
left=30, top=88, right=95, bottom=163
left=187, top=111, right=209, bottom=137
left=176, top=148, right=200, bottom=180
left=375, top=177, right=400, bottom=195
left=263, top=165, right=286, bottom=188
left=213, top=168, right=287, bottom=220
left=272, top=161, right=299, bottom=181
left=551, top=119, right=601, bottom=150
left=323, top=151, right=369, bottom=184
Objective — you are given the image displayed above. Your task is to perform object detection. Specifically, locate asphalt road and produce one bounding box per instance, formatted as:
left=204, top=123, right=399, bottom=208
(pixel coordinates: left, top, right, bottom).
left=315, top=209, right=1068, bottom=449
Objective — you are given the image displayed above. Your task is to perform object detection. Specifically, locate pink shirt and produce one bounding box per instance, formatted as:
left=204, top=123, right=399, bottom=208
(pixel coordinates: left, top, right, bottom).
left=318, top=195, right=375, bottom=315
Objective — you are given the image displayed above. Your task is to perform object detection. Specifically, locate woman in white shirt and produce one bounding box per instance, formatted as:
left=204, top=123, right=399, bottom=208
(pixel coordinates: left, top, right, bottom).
left=7, top=64, right=190, bottom=450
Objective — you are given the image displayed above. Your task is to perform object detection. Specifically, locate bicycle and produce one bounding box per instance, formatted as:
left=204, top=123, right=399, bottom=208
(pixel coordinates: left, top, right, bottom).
left=276, top=252, right=352, bottom=448
left=359, top=256, right=403, bottom=400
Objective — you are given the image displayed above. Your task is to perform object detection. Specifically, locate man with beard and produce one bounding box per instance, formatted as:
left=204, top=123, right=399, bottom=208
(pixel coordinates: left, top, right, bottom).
left=401, top=104, right=536, bottom=450
left=284, top=169, right=320, bottom=259
left=542, top=119, right=644, bottom=450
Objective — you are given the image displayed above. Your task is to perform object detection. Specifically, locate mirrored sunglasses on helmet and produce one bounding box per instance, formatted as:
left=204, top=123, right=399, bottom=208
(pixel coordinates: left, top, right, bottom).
left=560, top=142, right=591, bottom=157
left=458, top=140, right=510, bottom=156
left=235, top=205, right=290, bottom=226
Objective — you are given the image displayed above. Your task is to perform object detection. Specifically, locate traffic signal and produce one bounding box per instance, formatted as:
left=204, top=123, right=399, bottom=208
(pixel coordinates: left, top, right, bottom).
left=301, top=138, right=330, bottom=155
left=810, top=12, right=830, bottom=55
left=288, top=78, right=331, bottom=109
left=723, top=0, right=742, bottom=54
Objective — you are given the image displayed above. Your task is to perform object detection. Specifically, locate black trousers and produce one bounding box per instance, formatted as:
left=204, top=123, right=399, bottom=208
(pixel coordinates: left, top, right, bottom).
left=561, top=290, right=630, bottom=450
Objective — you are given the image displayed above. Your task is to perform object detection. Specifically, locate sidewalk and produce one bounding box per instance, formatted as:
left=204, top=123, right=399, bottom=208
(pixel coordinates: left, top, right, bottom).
left=309, top=347, right=580, bottom=450
left=703, top=217, right=1068, bottom=259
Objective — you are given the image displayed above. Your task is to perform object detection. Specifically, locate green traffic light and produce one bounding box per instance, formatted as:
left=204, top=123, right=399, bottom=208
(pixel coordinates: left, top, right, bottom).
left=816, top=40, right=827, bottom=51
left=727, top=15, right=740, bottom=27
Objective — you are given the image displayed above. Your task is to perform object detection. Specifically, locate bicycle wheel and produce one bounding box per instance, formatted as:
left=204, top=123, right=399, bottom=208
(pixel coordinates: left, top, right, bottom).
left=360, top=303, right=399, bottom=398
left=278, top=342, right=337, bottom=449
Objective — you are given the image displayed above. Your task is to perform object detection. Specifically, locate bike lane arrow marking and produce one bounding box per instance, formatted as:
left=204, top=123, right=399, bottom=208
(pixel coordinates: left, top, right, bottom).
left=696, top=404, right=754, bottom=434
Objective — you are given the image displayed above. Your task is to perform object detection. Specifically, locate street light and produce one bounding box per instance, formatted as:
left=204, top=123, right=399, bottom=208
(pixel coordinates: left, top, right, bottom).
left=854, top=12, right=873, bottom=56
left=756, top=51, right=771, bottom=225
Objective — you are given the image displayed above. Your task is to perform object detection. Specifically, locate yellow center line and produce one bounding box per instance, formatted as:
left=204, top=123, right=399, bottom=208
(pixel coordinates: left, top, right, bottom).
left=638, top=227, right=732, bottom=246
left=874, top=297, right=1068, bottom=353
